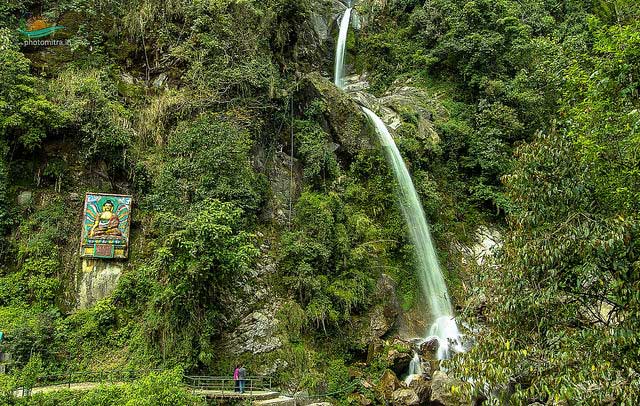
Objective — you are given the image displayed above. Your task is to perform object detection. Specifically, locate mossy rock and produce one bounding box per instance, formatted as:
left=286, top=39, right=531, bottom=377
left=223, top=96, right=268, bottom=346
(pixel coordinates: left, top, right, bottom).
left=297, top=72, right=372, bottom=158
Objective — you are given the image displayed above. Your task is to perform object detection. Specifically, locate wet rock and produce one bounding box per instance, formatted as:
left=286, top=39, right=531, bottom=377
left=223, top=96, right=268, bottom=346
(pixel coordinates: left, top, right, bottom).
left=420, top=361, right=433, bottom=379
left=344, top=73, right=370, bottom=92
left=430, top=371, right=467, bottom=406
left=377, top=369, right=402, bottom=401
left=350, top=80, right=443, bottom=151
left=408, top=375, right=432, bottom=403
left=391, top=388, right=420, bottom=405
left=387, top=349, right=412, bottom=376
left=378, top=85, right=441, bottom=144
left=420, top=337, right=439, bottom=358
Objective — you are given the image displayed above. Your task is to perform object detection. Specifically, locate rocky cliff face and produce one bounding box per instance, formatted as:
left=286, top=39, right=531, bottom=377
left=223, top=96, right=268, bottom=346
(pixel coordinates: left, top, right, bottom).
left=77, top=260, right=123, bottom=309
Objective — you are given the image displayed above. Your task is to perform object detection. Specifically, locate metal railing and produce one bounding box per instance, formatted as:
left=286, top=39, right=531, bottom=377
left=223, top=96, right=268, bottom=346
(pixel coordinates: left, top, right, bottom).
left=14, top=369, right=274, bottom=398
left=15, top=369, right=164, bottom=397
left=184, top=375, right=273, bottom=396
left=35, top=368, right=163, bottom=387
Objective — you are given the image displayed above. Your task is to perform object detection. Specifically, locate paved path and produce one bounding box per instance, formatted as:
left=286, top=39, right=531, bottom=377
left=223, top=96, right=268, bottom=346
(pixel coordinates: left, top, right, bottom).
left=14, top=382, right=125, bottom=397
left=14, top=382, right=281, bottom=401
left=191, top=389, right=280, bottom=400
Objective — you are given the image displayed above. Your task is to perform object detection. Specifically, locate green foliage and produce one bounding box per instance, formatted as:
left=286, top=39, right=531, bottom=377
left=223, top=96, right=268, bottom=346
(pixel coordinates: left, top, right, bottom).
left=123, top=369, right=203, bottom=406
left=0, top=195, right=73, bottom=307
left=149, top=113, right=266, bottom=214
left=0, top=30, right=69, bottom=152
left=355, top=0, right=568, bottom=212
left=11, top=370, right=205, bottom=406
left=19, top=355, right=43, bottom=390
left=115, top=199, right=258, bottom=367
left=6, top=310, right=59, bottom=369
left=448, top=9, right=640, bottom=402
left=50, top=68, right=132, bottom=174
left=279, top=191, right=379, bottom=331
left=293, top=118, right=339, bottom=188
left=562, top=19, right=640, bottom=211
left=170, top=0, right=279, bottom=96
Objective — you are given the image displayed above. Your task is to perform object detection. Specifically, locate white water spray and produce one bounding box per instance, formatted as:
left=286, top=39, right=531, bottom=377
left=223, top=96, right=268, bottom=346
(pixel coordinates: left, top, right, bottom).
left=334, top=5, right=352, bottom=89
left=362, top=107, right=463, bottom=359
left=404, top=352, right=423, bottom=385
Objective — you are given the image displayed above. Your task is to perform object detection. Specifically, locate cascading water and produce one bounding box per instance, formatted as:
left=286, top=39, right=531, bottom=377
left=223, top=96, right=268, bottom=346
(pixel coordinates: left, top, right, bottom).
left=334, top=3, right=353, bottom=89
left=404, top=352, right=423, bottom=385
left=333, top=4, right=463, bottom=360
left=362, top=107, right=464, bottom=359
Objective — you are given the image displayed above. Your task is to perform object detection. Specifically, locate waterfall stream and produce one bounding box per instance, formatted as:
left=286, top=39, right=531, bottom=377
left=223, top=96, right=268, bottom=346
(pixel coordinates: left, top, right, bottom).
left=333, top=5, right=463, bottom=360
left=404, top=352, right=423, bottom=385
left=334, top=5, right=352, bottom=89
left=362, top=108, right=463, bottom=359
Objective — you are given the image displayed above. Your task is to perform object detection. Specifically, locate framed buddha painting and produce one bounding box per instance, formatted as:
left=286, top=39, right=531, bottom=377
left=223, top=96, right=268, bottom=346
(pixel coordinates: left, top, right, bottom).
left=80, top=193, right=132, bottom=259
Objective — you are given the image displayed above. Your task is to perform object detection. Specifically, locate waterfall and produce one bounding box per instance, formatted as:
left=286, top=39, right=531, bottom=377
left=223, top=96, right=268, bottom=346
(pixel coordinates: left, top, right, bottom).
left=362, top=107, right=463, bottom=359
left=334, top=5, right=352, bottom=89
left=404, top=352, right=423, bottom=385
left=332, top=4, right=463, bottom=360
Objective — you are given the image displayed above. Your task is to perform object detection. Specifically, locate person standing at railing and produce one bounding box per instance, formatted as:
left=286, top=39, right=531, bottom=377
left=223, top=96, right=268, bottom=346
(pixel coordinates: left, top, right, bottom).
left=233, top=365, right=240, bottom=392
left=238, top=364, right=246, bottom=394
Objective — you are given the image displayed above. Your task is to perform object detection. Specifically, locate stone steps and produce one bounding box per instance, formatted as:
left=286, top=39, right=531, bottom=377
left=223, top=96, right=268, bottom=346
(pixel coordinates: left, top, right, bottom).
left=252, top=395, right=296, bottom=405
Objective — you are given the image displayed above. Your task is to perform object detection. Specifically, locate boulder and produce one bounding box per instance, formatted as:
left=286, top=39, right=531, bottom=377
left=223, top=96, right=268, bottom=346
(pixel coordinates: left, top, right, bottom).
left=377, top=369, right=402, bottom=401
left=420, top=338, right=439, bottom=358
left=378, top=86, right=440, bottom=142
left=223, top=308, right=282, bottom=355
left=408, top=375, right=431, bottom=403
left=355, top=274, right=401, bottom=347
left=369, top=305, right=395, bottom=339
left=373, top=274, right=401, bottom=336
left=350, top=81, right=443, bottom=153
left=17, top=191, right=32, bottom=206
left=420, top=361, right=433, bottom=379
left=392, top=388, right=420, bottom=405
left=387, top=349, right=412, bottom=376
left=297, top=73, right=371, bottom=156
left=348, top=393, right=373, bottom=405
left=430, top=371, right=467, bottom=406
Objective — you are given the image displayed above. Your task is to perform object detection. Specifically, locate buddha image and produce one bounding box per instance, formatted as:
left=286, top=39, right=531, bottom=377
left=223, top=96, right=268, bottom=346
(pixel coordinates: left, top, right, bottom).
left=88, top=200, right=122, bottom=238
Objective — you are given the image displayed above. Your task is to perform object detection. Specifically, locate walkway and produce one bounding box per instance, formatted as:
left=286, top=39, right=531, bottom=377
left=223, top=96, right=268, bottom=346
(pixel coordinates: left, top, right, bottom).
left=13, top=370, right=280, bottom=401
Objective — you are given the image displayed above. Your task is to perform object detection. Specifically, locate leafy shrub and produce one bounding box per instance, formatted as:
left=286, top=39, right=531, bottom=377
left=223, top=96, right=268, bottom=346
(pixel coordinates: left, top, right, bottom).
left=149, top=113, right=266, bottom=214
left=50, top=68, right=132, bottom=174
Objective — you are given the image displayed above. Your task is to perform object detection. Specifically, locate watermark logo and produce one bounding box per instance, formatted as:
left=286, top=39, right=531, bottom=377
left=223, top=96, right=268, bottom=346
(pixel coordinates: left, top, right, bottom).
left=17, top=14, right=68, bottom=46
left=18, top=14, right=65, bottom=41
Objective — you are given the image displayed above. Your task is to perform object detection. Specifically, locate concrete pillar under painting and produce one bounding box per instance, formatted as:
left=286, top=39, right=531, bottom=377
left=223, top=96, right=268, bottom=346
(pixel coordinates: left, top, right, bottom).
left=78, top=193, right=132, bottom=309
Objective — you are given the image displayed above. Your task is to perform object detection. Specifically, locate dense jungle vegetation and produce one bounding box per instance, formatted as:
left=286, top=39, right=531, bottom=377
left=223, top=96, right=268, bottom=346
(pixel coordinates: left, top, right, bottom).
left=0, top=0, right=639, bottom=404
